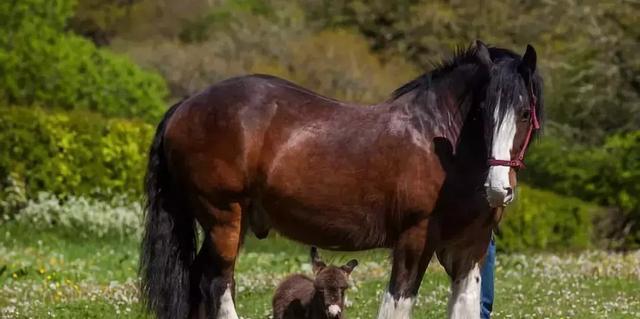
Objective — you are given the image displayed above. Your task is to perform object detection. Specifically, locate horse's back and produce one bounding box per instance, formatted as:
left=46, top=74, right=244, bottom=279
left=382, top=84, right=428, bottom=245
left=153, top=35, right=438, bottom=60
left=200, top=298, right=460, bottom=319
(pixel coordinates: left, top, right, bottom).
left=162, top=74, right=373, bottom=195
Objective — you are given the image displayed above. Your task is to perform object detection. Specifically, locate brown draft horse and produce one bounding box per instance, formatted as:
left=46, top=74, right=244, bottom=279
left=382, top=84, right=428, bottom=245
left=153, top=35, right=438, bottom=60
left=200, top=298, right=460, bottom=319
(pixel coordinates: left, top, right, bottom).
left=140, top=41, right=543, bottom=319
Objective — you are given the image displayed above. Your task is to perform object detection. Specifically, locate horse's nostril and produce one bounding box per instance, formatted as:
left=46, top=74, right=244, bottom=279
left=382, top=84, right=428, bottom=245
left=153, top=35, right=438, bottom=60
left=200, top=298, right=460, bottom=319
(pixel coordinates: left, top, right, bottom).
left=504, top=187, right=513, bottom=202
left=504, top=187, right=513, bottom=196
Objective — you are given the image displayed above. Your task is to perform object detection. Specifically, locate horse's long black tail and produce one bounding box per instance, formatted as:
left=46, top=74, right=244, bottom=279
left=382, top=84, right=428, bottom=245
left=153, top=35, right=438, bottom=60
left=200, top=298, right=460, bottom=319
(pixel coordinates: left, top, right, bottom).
left=140, top=101, right=196, bottom=319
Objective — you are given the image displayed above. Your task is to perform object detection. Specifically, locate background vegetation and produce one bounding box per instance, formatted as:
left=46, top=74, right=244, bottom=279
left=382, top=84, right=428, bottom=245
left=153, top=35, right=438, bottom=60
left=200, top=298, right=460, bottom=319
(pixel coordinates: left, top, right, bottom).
left=0, top=0, right=168, bottom=121
left=0, top=0, right=639, bottom=317
left=2, top=0, right=638, bottom=249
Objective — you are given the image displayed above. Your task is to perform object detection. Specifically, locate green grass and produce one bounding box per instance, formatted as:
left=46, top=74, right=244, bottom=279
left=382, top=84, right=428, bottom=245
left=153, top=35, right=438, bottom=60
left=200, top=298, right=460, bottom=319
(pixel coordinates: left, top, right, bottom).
left=1, top=223, right=639, bottom=318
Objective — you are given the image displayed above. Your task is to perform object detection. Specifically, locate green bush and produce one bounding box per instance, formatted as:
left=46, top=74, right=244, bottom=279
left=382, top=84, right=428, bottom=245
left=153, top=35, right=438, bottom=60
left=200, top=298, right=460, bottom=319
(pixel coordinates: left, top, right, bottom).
left=0, top=107, right=152, bottom=199
left=0, top=0, right=73, bottom=32
left=524, top=130, right=640, bottom=248
left=13, top=192, right=141, bottom=238
left=498, top=185, right=596, bottom=252
left=308, top=0, right=640, bottom=141
left=0, top=0, right=168, bottom=121
left=122, top=3, right=417, bottom=103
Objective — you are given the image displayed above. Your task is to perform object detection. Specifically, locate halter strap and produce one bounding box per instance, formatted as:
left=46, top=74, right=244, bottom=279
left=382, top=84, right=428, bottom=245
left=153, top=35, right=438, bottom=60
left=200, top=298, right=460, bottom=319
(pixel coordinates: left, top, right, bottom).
left=488, top=83, right=539, bottom=169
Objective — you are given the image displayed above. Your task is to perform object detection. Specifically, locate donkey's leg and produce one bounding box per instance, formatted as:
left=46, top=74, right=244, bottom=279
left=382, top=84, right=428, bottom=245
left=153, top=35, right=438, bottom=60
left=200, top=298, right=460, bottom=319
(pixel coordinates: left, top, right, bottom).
left=377, top=219, right=434, bottom=319
left=193, top=201, right=244, bottom=319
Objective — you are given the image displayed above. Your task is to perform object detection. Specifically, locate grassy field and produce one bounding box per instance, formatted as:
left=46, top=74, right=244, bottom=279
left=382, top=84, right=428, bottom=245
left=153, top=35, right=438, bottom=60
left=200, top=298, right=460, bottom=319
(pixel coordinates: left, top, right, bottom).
left=1, top=223, right=638, bottom=319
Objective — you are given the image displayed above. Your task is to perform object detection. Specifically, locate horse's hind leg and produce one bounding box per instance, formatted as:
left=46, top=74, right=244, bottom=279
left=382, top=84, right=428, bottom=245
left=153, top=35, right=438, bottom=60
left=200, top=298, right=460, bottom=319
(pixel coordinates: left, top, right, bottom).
left=191, top=199, right=244, bottom=319
left=378, top=219, right=435, bottom=319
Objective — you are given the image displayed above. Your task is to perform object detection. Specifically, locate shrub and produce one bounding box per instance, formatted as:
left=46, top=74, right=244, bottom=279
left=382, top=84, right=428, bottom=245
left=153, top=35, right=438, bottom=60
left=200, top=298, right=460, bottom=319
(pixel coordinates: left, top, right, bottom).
left=0, top=107, right=153, bottom=199
left=308, top=0, right=640, bottom=142
left=119, top=1, right=418, bottom=102
left=523, top=130, right=640, bottom=248
left=0, top=0, right=168, bottom=121
left=0, top=0, right=74, bottom=32
left=12, top=192, right=141, bottom=238
left=498, top=185, right=596, bottom=252
left=0, top=172, right=28, bottom=220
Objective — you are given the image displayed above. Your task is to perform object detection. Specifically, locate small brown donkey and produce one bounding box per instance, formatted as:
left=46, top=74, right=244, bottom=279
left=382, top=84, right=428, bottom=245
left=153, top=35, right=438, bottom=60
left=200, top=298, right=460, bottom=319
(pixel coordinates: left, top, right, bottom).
left=273, top=247, right=358, bottom=319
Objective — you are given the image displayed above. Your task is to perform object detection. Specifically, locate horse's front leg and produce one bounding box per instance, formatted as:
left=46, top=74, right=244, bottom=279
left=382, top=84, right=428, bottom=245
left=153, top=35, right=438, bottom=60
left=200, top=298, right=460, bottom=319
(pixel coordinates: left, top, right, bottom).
left=377, top=219, right=434, bottom=319
left=446, top=261, right=481, bottom=319
left=438, top=238, right=490, bottom=319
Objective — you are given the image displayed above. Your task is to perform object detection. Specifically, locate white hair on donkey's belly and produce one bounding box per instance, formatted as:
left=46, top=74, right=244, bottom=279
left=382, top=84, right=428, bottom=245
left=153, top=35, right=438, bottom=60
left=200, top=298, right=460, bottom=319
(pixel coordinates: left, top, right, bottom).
left=328, top=304, right=341, bottom=316
left=218, top=286, right=239, bottom=319
left=447, top=263, right=481, bottom=319
left=377, top=292, right=414, bottom=319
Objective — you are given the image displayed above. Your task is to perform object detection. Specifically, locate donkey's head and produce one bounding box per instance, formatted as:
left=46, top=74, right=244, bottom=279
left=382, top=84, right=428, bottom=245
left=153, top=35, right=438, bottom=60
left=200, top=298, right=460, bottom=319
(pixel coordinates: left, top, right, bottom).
left=310, top=247, right=358, bottom=318
left=474, top=41, right=544, bottom=208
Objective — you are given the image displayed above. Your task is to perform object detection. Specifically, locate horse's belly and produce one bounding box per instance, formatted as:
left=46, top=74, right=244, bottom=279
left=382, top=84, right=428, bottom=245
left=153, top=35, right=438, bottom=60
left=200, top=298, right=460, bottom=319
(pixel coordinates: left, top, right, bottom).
left=259, top=193, right=387, bottom=251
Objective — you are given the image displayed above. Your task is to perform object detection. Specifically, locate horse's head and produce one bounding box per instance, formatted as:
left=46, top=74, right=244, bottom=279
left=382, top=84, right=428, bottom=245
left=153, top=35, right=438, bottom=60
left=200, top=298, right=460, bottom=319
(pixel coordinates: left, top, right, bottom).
left=311, top=247, right=358, bottom=318
left=475, top=41, right=543, bottom=208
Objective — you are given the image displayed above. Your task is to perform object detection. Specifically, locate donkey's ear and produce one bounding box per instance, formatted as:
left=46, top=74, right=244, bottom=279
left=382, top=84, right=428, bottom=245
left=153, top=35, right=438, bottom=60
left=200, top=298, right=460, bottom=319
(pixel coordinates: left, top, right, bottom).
left=341, top=259, right=358, bottom=275
left=475, top=40, right=493, bottom=69
left=520, top=44, right=537, bottom=74
left=311, top=247, right=326, bottom=274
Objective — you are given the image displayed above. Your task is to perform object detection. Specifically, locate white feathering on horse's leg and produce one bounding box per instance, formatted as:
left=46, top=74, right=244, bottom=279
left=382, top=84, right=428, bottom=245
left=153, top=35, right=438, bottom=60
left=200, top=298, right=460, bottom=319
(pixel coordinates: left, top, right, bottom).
left=217, top=286, right=239, bottom=319
left=377, top=291, right=414, bottom=319
left=447, top=263, right=481, bottom=319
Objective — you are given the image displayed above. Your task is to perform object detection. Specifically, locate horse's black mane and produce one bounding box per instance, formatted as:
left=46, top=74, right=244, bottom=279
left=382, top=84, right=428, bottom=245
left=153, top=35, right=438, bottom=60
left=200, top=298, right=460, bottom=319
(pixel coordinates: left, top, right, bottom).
left=391, top=45, right=521, bottom=100
left=391, top=44, right=544, bottom=128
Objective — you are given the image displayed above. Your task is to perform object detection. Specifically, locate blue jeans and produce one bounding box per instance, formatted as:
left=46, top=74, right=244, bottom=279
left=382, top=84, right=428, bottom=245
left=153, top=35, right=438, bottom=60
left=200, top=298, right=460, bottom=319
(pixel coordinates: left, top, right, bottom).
left=480, top=237, right=495, bottom=319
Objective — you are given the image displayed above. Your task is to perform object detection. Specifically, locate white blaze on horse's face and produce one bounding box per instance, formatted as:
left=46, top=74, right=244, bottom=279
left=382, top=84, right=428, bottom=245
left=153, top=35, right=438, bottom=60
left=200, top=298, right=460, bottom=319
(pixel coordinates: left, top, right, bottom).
left=484, top=94, right=516, bottom=208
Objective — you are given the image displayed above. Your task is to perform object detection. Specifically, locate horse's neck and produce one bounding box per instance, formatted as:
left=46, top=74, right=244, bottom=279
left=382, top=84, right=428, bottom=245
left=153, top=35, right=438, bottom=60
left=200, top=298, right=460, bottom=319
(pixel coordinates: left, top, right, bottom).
left=391, top=65, right=488, bottom=181
left=391, top=81, right=476, bottom=146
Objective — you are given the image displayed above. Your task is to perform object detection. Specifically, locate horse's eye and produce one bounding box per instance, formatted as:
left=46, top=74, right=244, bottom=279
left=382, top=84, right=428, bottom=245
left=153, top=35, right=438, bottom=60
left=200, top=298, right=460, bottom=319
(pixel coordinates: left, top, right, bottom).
left=521, top=110, right=531, bottom=121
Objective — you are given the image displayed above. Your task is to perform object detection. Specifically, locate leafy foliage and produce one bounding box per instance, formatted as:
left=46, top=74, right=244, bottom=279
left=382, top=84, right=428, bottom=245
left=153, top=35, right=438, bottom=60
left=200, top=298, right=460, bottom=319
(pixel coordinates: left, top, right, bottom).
left=525, top=130, right=640, bottom=248
left=0, top=0, right=74, bottom=32
left=0, top=107, right=152, bottom=199
left=118, top=1, right=417, bottom=102
left=68, top=0, right=143, bottom=45
left=308, top=0, right=640, bottom=142
left=12, top=192, right=141, bottom=238
left=499, top=186, right=595, bottom=252
left=178, top=0, right=272, bottom=43
left=0, top=0, right=168, bottom=121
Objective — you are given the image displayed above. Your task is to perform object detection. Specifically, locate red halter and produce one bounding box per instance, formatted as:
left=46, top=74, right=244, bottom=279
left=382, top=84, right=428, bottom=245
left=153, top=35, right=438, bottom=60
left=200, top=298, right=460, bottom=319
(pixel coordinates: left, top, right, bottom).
left=487, top=86, right=540, bottom=169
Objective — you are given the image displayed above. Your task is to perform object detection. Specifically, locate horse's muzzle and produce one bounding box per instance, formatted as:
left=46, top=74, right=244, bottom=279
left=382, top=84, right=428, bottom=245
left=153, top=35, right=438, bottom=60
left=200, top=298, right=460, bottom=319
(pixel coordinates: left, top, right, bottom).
left=485, top=186, right=514, bottom=208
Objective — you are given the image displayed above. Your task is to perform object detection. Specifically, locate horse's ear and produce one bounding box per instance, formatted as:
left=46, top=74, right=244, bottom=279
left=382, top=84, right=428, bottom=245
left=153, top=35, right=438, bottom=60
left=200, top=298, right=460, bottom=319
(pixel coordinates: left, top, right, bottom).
left=475, top=40, right=492, bottom=69
left=341, top=259, right=358, bottom=275
left=520, top=44, right=537, bottom=74
left=311, top=247, right=326, bottom=274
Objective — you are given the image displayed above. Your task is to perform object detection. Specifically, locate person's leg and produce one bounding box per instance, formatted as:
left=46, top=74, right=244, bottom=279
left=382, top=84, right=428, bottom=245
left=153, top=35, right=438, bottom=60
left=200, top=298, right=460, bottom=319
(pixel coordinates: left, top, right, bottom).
left=480, top=236, right=495, bottom=319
